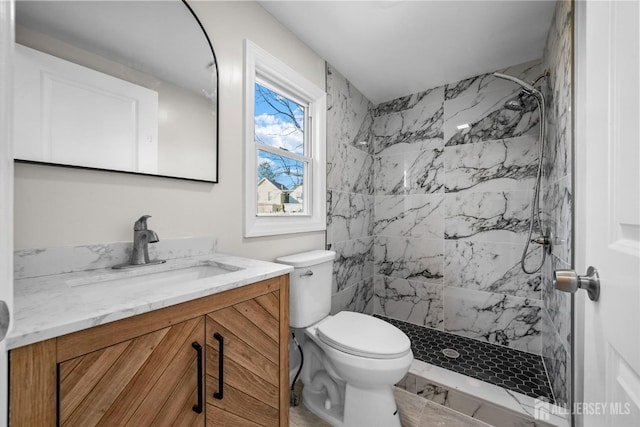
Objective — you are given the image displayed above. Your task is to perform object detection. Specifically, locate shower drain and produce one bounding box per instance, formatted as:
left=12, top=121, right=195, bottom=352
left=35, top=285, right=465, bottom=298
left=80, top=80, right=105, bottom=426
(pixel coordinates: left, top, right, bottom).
left=442, top=348, right=460, bottom=359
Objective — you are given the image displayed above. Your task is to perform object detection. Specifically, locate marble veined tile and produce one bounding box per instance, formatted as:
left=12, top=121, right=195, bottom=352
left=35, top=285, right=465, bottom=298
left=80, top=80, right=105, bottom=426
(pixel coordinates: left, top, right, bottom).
left=543, top=0, right=572, bottom=185
left=372, top=101, right=444, bottom=156
left=328, top=237, right=373, bottom=293
left=374, top=275, right=443, bottom=329
left=542, top=311, right=570, bottom=408
left=352, top=110, right=375, bottom=153
left=444, top=287, right=543, bottom=354
left=331, top=278, right=373, bottom=315
left=374, top=194, right=444, bottom=239
left=444, top=89, right=540, bottom=147
left=374, top=85, right=444, bottom=116
left=444, top=59, right=544, bottom=101
left=543, top=106, right=570, bottom=186
left=14, top=237, right=218, bottom=280
left=444, top=240, right=542, bottom=300
left=327, top=141, right=373, bottom=194
left=375, top=236, right=443, bottom=283
left=327, top=64, right=374, bottom=154
left=444, top=190, right=533, bottom=243
left=374, top=148, right=444, bottom=195
left=327, top=190, right=373, bottom=243
left=444, top=134, right=539, bottom=193
left=539, top=0, right=573, bottom=411
left=542, top=254, right=571, bottom=349
left=406, top=361, right=568, bottom=427
left=543, top=175, right=572, bottom=264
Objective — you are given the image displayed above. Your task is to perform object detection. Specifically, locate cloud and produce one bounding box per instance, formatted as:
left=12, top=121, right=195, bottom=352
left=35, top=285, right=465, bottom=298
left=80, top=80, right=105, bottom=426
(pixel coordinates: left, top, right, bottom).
left=255, top=113, right=304, bottom=154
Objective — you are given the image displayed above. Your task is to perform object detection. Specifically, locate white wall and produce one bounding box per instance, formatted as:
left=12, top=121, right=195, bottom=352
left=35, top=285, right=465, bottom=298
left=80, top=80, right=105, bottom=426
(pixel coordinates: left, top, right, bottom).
left=13, top=1, right=327, bottom=261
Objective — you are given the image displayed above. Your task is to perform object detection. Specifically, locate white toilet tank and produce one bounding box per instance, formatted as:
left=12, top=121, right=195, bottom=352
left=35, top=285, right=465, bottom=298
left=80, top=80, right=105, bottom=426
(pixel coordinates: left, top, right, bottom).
left=276, top=250, right=336, bottom=328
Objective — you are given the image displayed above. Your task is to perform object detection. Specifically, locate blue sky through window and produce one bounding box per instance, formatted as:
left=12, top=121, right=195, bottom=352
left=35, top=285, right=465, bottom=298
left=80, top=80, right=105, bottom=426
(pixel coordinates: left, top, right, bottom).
left=255, top=83, right=305, bottom=190
left=254, top=83, right=305, bottom=155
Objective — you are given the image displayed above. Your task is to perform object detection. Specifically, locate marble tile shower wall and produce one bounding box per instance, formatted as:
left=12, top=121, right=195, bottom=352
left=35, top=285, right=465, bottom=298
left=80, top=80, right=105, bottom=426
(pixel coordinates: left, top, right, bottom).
left=541, top=0, right=573, bottom=408
left=326, top=65, right=375, bottom=314
left=325, top=1, right=572, bottom=409
left=371, top=59, right=548, bottom=356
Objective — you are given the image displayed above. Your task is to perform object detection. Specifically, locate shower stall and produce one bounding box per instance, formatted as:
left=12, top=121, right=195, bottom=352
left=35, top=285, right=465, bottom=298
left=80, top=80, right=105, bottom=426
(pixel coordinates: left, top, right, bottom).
left=325, top=1, right=573, bottom=425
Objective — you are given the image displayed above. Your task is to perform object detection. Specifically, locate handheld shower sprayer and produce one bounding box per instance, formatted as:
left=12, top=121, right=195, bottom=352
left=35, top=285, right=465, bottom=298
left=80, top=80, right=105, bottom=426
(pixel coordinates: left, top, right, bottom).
left=493, top=70, right=550, bottom=274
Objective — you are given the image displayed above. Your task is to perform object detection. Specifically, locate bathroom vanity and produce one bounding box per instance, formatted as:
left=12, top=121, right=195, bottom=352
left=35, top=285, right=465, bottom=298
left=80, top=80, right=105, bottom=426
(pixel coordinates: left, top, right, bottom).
left=7, top=241, right=292, bottom=426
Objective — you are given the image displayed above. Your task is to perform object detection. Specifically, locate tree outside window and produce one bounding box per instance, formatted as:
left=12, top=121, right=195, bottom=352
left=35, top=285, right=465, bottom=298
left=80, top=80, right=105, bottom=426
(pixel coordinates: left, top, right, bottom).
left=254, top=83, right=307, bottom=215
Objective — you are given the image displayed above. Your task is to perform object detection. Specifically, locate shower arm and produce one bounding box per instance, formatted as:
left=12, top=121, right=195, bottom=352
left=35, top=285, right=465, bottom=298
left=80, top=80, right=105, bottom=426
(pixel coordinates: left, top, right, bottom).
left=493, top=71, right=549, bottom=274
left=493, top=72, right=538, bottom=94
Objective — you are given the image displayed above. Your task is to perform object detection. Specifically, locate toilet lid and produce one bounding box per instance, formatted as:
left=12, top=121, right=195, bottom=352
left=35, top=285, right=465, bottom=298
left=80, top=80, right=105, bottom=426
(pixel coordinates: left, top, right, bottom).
left=315, top=312, right=411, bottom=359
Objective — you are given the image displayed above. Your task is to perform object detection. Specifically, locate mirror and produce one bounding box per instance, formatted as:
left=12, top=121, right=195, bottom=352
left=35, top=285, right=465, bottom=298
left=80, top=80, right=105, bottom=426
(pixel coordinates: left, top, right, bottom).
left=14, top=0, right=218, bottom=183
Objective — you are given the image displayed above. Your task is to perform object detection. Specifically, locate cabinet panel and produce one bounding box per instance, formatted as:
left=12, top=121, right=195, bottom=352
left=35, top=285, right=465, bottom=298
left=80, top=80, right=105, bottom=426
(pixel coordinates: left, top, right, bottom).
left=209, top=305, right=278, bottom=364
left=206, top=319, right=279, bottom=405
left=206, top=291, right=281, bottom=426
left=9, top=339, right=57, bottom=427
left=207, top=405, right=262, bottom=427
left=59, top=317, right=204, bottom=426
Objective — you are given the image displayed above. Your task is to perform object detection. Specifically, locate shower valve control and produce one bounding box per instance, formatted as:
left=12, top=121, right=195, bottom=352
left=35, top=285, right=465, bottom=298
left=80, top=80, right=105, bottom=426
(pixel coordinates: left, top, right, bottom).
left=553, top=266, right=600, bottom=301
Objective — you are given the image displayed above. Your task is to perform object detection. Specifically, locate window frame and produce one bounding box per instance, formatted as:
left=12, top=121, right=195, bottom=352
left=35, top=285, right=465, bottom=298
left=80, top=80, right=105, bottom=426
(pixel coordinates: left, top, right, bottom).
left=243, top=40, right=326, bottom=237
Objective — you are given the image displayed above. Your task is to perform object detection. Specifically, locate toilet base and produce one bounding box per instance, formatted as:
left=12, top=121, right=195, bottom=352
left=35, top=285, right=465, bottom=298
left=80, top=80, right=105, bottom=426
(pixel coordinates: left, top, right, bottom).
left=343, top=384, right=401, bottom=427
left=303, top=386, right=344, bottom=426
left=302, top=383, right=401, bottom=427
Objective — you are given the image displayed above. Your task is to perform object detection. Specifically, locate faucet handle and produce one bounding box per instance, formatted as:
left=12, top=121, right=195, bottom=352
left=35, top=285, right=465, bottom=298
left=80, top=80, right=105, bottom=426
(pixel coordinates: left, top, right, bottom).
left=134, top=215, right=152, bottom=231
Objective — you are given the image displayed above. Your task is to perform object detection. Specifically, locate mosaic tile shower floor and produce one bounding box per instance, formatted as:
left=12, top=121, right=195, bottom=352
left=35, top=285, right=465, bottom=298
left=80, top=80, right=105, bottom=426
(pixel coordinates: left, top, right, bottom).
left=377, top=315, right=556, bottom=404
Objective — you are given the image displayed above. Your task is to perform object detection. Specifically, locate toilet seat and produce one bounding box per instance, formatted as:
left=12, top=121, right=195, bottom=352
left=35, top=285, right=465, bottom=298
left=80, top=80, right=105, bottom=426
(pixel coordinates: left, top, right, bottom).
left=315, top=312, right=411, bottom=359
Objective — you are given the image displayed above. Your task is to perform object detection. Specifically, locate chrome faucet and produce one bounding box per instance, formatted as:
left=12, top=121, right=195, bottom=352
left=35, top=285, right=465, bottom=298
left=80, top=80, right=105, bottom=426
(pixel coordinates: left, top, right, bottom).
left=113, top=215, right=165, bottom=269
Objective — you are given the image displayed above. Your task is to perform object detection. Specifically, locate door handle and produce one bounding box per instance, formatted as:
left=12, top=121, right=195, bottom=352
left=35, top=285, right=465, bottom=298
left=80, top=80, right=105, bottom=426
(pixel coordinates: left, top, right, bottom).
left=0, top=300, right=9, bottom=341
left=553, top=266, right=600, bottom=301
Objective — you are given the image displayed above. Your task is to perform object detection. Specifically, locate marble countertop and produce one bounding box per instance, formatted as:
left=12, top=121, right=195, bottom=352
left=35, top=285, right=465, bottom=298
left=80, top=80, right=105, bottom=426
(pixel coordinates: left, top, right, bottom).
left=7, top=253, right=293, bottom=350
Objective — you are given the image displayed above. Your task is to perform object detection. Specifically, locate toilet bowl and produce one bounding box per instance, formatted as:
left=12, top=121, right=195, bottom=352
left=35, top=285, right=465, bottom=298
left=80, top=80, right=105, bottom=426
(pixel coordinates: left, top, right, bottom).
left=277, top=250, right=413, bottom=427
left=304, top=312, right=413, bottom=426
left=309, top=312, right=413, bottom=386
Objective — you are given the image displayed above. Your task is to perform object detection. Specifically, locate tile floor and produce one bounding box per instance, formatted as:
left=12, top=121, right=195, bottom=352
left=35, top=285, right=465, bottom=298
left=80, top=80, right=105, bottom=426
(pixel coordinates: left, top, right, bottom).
left=377, top=315, right=555, bottom=403
left=289, top=384, right=491, bottom=427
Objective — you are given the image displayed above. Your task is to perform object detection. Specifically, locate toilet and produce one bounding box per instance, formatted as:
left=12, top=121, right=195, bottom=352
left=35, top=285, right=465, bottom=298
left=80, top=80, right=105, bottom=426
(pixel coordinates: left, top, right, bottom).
left=277, top=250, right=413, bottom=427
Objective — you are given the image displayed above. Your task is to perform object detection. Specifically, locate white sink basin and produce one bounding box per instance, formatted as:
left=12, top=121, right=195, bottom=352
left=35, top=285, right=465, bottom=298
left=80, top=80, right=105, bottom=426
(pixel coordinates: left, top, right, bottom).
left=67, top=260, right=243, bottom=288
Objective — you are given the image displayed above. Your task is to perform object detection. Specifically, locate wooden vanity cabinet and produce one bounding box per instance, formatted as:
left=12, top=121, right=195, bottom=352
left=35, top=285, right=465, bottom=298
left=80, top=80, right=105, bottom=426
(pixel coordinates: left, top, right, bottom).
left=59, top=317, right=206, bottom=426
left=9, top=275, right=289, bottom=427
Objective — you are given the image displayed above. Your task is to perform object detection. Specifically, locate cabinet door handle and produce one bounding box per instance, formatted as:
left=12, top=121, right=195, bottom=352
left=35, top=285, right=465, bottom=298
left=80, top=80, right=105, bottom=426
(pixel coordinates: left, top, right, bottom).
left=191, top=342, right=203, bottom=413
left=213, top=332, right=224, bottom=400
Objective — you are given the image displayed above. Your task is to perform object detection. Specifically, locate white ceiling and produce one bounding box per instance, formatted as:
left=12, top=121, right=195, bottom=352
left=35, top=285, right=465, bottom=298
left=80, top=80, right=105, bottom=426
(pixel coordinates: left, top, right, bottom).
left=259, top=0, right=556, bottom=104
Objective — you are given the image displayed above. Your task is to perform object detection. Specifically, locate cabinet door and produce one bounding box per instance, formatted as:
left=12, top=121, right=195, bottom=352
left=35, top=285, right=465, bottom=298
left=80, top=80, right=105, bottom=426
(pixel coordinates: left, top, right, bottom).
left=206, top=291, right=281, bottom=426
left=58, top=317, right=205, bottom=426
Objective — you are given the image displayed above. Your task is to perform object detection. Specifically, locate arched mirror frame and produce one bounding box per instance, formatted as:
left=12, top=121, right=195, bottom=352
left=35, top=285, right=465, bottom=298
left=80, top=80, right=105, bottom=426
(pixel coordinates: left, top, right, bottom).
left=14, top=0, right=220, bottom=184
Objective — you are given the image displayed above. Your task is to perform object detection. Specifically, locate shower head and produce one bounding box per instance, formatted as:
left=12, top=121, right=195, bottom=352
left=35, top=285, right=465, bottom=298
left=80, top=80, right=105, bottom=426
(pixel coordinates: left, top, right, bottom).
left=503, top=91, right=538, bottom=111
left=494, top=71, right=546, bottom=109
left=493, top=72, right=538, bottom=94
left=504, top=99, right=524, bottom=111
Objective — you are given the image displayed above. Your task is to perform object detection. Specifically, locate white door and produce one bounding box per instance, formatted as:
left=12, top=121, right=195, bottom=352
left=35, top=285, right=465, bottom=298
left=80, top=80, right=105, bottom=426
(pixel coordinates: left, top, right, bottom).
left=0, top=0, right=14, bottom=424
left=575, top=1, right=640, bottom=426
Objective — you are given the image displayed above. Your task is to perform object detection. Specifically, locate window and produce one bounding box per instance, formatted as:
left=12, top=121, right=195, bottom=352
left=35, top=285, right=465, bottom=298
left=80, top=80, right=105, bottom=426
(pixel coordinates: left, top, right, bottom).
left=255, top=83, right=306, bottom=215
left=244, top=40, right=326, bottom=237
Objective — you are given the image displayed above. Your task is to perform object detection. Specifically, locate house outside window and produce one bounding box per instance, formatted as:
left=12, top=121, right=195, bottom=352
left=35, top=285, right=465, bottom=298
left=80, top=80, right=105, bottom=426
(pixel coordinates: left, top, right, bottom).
left=244, top=40, right=326, bottom=237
